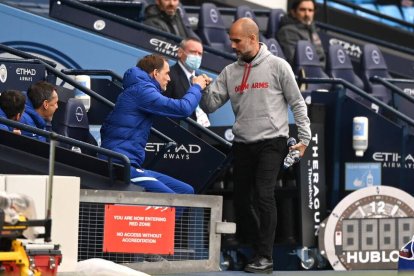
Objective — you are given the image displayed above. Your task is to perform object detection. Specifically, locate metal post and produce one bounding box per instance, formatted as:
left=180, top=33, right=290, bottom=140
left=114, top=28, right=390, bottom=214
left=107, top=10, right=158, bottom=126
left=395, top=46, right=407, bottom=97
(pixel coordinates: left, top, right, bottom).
left=47, top=137, right=57, bottom=220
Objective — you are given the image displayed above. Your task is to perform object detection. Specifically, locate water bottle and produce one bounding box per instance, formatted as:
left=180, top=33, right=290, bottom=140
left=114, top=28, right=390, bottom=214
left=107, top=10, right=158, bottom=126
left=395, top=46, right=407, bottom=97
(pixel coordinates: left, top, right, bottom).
left=283, top=137, right=300, bottom=169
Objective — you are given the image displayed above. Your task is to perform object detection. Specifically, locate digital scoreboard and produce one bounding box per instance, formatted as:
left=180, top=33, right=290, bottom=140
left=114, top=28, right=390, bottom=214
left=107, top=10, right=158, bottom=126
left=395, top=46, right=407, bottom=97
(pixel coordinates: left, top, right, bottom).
left=319, top=186, right=414, bottom=270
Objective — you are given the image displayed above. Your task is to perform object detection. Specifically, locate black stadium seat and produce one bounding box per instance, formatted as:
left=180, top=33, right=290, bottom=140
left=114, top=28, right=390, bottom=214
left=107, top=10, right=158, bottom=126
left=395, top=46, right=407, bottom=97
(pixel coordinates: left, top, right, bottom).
left=234, top=5, right=266, bottom=42
left=361, top=43, right=392, bottom=105
left=264, top=38, right=285, bottom=60
left=327, top=44, right=364, bottom=99
left=294, top=40, right=331, bottom=92
left=197, top=3, right=232, bottom=53
left=265, top=9, right=286, bottom=39
left=53, top=98, right=97, bottom=154
left=178, top=3, right=200, bottom=39
left=235, top=5, right=257, bottom=21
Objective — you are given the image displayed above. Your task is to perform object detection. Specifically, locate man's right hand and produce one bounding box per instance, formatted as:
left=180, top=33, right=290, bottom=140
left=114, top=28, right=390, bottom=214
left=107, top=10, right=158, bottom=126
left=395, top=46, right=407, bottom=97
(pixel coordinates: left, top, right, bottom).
left=192, top=75, right=208, bottom=90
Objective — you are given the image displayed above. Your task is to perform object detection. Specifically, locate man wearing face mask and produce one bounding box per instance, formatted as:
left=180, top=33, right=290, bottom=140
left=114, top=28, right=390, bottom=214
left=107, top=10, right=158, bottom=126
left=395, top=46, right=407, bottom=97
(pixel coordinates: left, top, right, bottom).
left=100, top=54, right=210, bottom=194
left=143, top=0, right=197, bottom=38
left=277, top=0, right=326, bottom=67
left=165, top=37, right=210, bottom=127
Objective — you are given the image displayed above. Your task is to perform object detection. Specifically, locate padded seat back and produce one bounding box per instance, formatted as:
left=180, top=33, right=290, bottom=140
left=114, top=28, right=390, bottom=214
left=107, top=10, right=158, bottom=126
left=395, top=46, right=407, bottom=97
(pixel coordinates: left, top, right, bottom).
left=264, top=38, right=286, bottom=59
left=265, top=9, right=286, bottom=39
left=197, top=3, right=232, bottom=53
left=295, top=40, right=331, bottom=92
left=53, top=98, right=97, bottom=153
left=361, top=44, right=392, bottom=104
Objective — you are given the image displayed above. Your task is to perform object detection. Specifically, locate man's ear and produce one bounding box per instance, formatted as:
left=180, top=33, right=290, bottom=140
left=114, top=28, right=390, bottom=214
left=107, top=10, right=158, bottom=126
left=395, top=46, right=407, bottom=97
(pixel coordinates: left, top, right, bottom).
left=151, top=69, right=158, bottom=78
left=42, top=99, right=49, bottom=110
left=15, top=113, right=22, bottom=121
left=177, top=47, right=184, bottom=58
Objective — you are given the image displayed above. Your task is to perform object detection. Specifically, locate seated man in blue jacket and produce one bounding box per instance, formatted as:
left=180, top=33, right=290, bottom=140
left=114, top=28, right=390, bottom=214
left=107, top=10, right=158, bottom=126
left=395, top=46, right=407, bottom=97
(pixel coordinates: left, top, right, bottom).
left=0, top=89, right=26, bottom=134
left=100, top=54, right=210, bottom=194
left=21, top=81, right=59, bottom=141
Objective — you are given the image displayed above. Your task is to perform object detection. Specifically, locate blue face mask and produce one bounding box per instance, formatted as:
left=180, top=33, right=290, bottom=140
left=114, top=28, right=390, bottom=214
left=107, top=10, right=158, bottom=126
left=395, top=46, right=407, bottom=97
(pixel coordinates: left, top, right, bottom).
left=185, top=54, right=202, bottom=71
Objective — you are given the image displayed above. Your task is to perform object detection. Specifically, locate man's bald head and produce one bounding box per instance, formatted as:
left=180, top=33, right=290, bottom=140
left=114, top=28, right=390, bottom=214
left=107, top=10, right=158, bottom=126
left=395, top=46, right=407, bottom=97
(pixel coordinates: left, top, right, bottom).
left=230, top=18, right=260, bottom=42
left=229, top=17, right=260, bottom=62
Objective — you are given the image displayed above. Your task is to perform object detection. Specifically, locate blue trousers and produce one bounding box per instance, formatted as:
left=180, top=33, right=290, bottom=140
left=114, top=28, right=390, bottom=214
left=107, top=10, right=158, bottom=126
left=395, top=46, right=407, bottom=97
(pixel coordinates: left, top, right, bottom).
left=130, top=167, right=194, bottom=195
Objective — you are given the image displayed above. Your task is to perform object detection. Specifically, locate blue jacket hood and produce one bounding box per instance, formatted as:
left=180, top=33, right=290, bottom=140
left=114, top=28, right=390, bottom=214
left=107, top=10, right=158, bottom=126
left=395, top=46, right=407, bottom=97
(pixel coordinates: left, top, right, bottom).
left=123, top=66, right=162, bottom=91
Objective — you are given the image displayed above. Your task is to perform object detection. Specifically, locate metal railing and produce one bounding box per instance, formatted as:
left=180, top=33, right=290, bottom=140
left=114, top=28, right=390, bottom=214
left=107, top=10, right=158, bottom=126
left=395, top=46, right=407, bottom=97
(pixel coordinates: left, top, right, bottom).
left=301, top=77, right=414, bottom=127
left=371, top=76, right=414, bottom=105
left=319, top=0, right=414, bottom=29
left=0, top=117, right=131, bottom=184
left=0, top=43, right=57, bottom=67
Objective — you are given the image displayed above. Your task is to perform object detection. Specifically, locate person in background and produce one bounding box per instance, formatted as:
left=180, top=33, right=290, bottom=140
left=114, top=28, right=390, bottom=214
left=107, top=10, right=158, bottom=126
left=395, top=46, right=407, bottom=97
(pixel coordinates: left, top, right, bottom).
left=100, top=54, right=210, bottom=194
left=20, top=81, right=58, bottom=142
left=143, top=0, right=197, bottom=38
left=277, top=0, right=326, bottom=67
left=0, top=90, right=26, bottom=134
left=200, top=18, right=311, bottom=273
left=165, top=37, right=210, bottom=127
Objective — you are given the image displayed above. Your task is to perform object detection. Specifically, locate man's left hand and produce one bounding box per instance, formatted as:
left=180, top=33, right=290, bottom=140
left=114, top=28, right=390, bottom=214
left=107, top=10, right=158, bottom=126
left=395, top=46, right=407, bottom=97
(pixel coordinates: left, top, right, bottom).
left=290, top=142, right=307, bottom=158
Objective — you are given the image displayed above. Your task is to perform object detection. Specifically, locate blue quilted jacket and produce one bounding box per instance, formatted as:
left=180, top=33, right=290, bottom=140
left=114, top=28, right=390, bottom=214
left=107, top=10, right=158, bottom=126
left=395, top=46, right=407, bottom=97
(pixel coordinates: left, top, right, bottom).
left=100, top=66, right=202, bottom=167
left=0, top=107, right=12, bottom=131
left=20, top=98, right=47, bottom=142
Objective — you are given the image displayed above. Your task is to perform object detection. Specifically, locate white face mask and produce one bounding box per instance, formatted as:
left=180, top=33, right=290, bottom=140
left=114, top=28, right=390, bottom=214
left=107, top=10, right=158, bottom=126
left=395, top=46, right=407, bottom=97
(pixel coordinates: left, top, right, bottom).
left=185, top=54, right=202, bottom=71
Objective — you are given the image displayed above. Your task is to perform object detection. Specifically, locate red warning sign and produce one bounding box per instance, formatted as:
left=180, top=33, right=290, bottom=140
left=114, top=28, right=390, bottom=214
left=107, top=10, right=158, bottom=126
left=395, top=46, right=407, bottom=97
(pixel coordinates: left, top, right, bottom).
left=103, top=205, right=175, bottom=254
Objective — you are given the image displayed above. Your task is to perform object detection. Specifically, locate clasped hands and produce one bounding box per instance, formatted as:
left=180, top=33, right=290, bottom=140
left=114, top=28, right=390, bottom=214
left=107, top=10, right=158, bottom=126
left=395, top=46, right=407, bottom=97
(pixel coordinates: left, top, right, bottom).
left=192, top=74, right=212, bottom=90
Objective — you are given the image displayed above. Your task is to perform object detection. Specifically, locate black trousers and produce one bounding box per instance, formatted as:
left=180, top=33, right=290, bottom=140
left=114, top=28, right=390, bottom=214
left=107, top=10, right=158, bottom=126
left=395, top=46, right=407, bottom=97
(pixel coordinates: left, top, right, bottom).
left=233, top=137, right=288, bottom=259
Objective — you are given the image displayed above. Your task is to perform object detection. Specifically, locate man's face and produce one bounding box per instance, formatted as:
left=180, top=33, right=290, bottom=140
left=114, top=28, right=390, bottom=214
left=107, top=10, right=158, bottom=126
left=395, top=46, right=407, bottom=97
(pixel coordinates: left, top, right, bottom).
left=154, top=61, right=171, bottom=91
left=292, top=0, right=315, bottom=25
left=178, top=40, right=203, bottom=63
left=156, top=0, right=179, bottom=16
left=43, top=90, right=58, bottom=121
left=229, top=26, right=255, bottom=61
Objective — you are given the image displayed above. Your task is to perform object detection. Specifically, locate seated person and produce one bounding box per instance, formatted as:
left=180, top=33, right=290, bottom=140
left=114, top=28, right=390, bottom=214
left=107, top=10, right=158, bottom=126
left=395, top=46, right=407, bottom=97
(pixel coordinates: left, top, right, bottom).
left=143, top=0, right=195, bottom=38
left=277, top=0, right=326, bottom=67
left=0, top=90, right=26, bottom=134
left=100, top=54, right=210, bottom=194
left=21, top=81, right=59, bottom=141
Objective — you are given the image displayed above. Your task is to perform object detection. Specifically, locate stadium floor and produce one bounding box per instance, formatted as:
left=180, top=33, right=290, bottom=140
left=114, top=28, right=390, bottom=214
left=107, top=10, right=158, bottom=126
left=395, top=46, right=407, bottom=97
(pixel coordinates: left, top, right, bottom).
left=164, top=271, right=401, bottom=276
left=59, top=269, right=403, bottom=275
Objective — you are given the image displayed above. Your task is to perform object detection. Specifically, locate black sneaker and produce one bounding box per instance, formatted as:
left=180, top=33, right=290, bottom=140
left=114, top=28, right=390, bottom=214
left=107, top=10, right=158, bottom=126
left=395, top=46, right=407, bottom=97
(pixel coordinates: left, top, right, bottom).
left=244, top=256, right=273, bottom=274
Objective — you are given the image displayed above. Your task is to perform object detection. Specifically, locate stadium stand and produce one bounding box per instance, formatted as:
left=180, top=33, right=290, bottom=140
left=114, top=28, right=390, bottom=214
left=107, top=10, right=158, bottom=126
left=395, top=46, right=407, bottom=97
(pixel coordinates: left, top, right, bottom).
left=263, top=38, right=286, bottom=59
left=355, top=3, right=379, bottom=20
left=402, top=6, right=414, bottom=25
left=264, top=8, right=286, bottom=39
left=3, top=1, right=414, bottom=273
left=235, top=5, right=256, bottom=20
left=294, top=40, right=331, bottom=92
left=376, top=4, right=405, bottom=27
left=360, top=43, right=393, bottom=105
left=177, top=3, right=200, bottom=39
left=52, top=98, right=98, bottom=155
left=327, top=44, right=365, bottom=93
left=234, top=5, right=266, bottom=41
left=197, top=3, right=232, bottom=53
